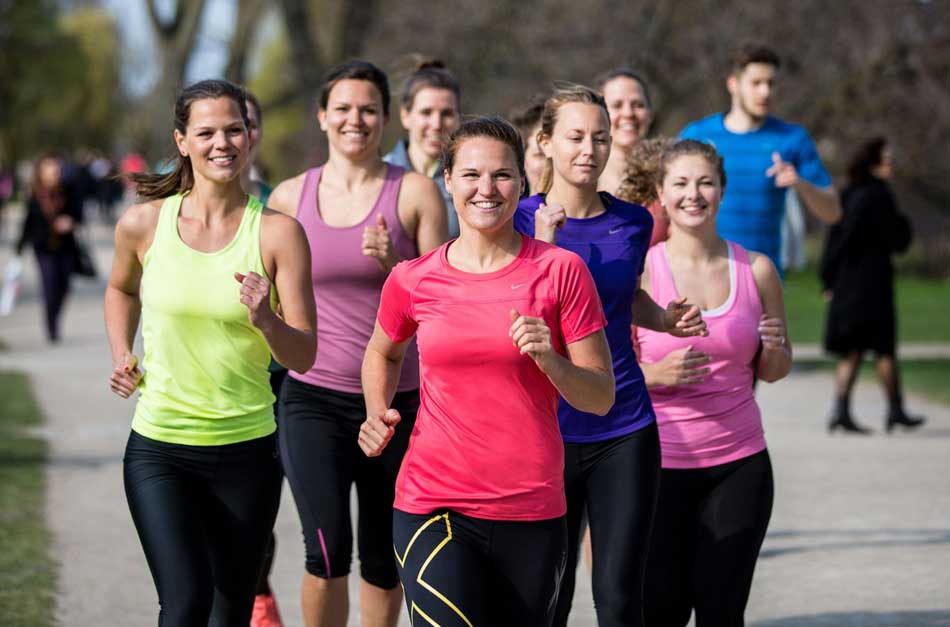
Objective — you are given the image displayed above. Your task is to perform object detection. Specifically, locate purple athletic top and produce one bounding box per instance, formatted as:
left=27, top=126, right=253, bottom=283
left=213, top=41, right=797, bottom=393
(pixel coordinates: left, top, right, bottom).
left=514, top=193, right=656, bottom=443
left=290, top=164, right=420, bottom=394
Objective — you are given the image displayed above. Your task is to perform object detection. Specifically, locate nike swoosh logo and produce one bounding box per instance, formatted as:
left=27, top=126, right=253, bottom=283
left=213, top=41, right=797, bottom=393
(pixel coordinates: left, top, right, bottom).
left=609, top=227, right=623, bottom=234
left=511, top=283, right=526, bottom=289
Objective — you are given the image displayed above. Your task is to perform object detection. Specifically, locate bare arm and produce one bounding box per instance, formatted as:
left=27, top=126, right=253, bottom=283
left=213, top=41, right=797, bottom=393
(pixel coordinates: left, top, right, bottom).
left=631, top=275, right=707, bottom=337
left=104, top=202, right=159, bottom=398
left=404, top=172, right=449, bottom=254
left=358, top=322, right=412, bottom=456
left=254, top=212, right=317, bottom=374
left=793, top=180, right=841, bottom=224
left=750, top=252, right=792, bottom=382
left=510, top=310, right=615, bottom=415
left=267, top=174, right=305, bottom=217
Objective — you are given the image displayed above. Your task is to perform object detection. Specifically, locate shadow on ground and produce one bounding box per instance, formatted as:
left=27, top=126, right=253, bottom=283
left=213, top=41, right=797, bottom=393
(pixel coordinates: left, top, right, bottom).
left=761, top=528, right=950, bottom=560
left=752, top=609, right=950, bottom=626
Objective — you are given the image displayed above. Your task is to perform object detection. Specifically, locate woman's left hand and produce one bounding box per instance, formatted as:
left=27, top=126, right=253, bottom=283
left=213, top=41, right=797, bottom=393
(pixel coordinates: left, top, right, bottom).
left=663, top=297, right=708, bottom=338
left=758, top=313, right=787, bottom=351
left=235, top=271, right=275, bottom=330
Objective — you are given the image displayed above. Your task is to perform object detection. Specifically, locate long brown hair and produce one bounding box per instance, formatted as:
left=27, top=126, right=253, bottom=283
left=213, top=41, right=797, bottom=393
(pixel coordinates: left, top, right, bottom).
left=536, top=84, right=609, bottom=194
left=130, top=79, right=249, bottom=201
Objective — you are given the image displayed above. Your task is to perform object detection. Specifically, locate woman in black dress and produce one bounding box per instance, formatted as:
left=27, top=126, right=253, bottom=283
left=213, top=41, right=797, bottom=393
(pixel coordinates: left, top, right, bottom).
left=821, top=137, right=925, bottom=434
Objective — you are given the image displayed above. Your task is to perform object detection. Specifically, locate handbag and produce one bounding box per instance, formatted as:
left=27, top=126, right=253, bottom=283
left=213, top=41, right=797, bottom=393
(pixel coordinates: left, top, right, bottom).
left=73, top=230, right=98, bottom=279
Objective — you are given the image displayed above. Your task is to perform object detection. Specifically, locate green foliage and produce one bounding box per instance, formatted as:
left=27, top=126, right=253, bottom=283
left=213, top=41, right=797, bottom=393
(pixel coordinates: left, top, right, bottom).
left=0, top=371, right=55, bottom=627
left=0, top=3, right=120, bottom=163
left=784, top=269, right=950, bottom=345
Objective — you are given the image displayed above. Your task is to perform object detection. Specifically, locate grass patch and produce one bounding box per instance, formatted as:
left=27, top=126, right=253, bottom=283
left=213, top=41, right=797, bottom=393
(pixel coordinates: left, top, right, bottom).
left=0, top=371, right=56, bottom=627
left=783, top=270, right=950, bottom=345
left=794, top=358, right=950, bottom=407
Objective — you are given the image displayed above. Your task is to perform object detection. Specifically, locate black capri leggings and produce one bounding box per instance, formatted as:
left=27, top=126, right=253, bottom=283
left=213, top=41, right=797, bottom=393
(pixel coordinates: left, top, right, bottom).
left=645, top=449, right=774, bottom=627
left=278, top=377, right=418, bottom=587
left=555, top=422, right=661, bottom=627
left=123, top=430, right=282, bottom=626
left=393, top=509, right=567, bottom=627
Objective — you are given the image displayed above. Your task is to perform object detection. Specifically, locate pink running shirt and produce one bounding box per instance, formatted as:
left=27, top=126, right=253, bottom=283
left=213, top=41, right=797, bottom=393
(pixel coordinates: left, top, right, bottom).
left=377, top=234, right=607, bottom=521
left=636, top=241, right=767, bottom=469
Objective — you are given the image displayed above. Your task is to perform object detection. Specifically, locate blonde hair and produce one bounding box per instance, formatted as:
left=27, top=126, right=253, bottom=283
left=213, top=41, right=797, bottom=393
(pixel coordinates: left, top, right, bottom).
left=536, top=83, right=609, bottom=194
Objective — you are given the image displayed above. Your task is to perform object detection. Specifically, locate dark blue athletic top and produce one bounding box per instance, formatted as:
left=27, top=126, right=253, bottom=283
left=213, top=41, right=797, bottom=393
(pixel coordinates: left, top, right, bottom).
left=514, top=193, right=656, bottom=443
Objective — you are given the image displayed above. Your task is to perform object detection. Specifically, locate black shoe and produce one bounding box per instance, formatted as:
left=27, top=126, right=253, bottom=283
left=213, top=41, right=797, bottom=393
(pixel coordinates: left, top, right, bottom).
left=829, top=413, right=873, bottom=434
left=886, top=411, right=925, bottom=433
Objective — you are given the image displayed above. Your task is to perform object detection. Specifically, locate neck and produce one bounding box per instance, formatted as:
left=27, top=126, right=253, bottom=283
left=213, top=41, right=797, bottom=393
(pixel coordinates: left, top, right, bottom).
left=407, top=141, right=439, bottom=176
left=547, top=179, right=602, bottom=219
left=723, top=105, right=765, bottom=133
left=325, top=151, right=386, bottom=191
left=451, top=225, right=522, bottom=272
left=187, top=176, right=246, bottom=219
left=665, top=223, right=726, bottom=263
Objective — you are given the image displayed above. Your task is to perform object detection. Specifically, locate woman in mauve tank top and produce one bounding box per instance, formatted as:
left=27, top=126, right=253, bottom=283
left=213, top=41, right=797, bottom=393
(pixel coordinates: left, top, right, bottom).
left=636, top=140, right=792, bottom=627
left=268, top=60, right=448, bottom=627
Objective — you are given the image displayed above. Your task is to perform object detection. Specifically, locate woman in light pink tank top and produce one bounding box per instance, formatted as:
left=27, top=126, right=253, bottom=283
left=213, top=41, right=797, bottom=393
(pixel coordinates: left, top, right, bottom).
left=268, top=60, right=449, bottom=627
left=636, top=140, right=792, bottom=627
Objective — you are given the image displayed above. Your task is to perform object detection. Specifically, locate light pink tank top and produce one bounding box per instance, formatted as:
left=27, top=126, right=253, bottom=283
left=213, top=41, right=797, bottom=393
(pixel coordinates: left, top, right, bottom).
left=637, top=241, right=766, bottom=469
left=290, top=164, right=420, bottom=393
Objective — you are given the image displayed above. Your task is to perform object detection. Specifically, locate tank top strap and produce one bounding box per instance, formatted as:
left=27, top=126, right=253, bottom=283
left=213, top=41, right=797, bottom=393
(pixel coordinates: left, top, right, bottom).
left=647, top=242, right=676, bottom=305
left=376, top=164, right=406, bottom=225
left=729, top=241, right=762, bottom=315
left=295, top=167, right=323, bottom=223
left=157, top=193, right=184, bottom=240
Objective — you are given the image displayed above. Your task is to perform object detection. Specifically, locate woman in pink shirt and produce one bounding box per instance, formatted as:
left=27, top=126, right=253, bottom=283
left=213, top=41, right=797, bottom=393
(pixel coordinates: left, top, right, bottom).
left=636, top=140, right=792, bottom=627
left=359, top=117, right=615, bottom=626
left=268, top=60, right=448, bottom=627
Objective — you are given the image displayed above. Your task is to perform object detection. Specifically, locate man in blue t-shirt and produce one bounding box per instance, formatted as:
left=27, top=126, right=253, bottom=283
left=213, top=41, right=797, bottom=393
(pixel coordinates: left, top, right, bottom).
left=680, top=43, right=841, bottom=273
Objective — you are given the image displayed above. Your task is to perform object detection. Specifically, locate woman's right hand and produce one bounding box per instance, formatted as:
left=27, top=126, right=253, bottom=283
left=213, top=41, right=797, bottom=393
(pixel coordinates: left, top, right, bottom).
left=359, top=408, right=401, bottom=457
left=110, top=352, right=143, bottom=398
left=647, top=346, right=711, bottom=386
left=534, top=202, right=566, bottom=244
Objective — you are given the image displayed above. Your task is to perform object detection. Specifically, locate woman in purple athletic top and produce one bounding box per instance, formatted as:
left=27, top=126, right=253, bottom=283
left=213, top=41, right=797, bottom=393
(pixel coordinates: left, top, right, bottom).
left=514, top=84, right=707, bottom=627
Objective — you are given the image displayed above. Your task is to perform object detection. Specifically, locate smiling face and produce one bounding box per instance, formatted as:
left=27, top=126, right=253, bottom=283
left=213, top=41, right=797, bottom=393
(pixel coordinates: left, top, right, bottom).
left=657, top=154, right=723, bottom=231
left=728, top=62, right=776, bottom=122
left=401, top=87, right=460, bottom=161
left=319, top=79, right=386, bottom=158
left=174, top=97, right=249, bottom=185
left=541, top=102, right=611, bottom=190
left=246, top=98, right=262, bottom=160
left=602, top=76, right=652, bottom=151
left=445, top=136, right=523, bottom=234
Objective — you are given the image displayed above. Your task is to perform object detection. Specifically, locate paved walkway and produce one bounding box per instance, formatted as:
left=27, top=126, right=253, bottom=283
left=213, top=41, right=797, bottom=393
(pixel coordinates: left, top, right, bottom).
left=1, top=211, right=948, bottom=626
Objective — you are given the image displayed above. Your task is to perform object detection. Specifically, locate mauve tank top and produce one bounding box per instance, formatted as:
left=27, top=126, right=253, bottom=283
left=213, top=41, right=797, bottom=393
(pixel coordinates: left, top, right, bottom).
left=290, top=164, right=420, bottom=393
left=636, top=241, right=767, bottom=469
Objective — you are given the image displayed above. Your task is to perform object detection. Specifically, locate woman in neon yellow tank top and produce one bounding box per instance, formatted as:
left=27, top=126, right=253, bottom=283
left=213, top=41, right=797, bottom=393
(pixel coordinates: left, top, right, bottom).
left=104, top=79, right=317, bottom=626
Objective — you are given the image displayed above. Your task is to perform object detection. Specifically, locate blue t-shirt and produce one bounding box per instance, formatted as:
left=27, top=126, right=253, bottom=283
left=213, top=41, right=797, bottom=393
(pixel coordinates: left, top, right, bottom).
left=514, top=193, right=656, bottom=443
left=680, top=113, right=832, bottom=272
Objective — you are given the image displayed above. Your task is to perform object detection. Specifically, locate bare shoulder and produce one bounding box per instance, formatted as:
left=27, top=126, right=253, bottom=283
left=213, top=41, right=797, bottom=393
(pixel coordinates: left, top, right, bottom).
left=748, top=250, right=780, bottom=286
left=268, top=172, right=308, bottom=216
left=400, top=170, right=441, bottom=199
left=261, top=207, right=305, bottom=240
left=116, top=199, right=162, bottom=245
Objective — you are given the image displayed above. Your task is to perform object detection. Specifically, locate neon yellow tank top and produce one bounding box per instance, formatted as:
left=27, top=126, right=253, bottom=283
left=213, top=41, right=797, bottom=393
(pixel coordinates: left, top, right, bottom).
left=132, top=193, right=276, bottom=445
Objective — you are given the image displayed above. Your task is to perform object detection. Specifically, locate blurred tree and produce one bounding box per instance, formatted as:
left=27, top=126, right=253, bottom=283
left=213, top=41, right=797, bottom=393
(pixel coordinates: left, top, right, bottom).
left=0, top=2, right=119, bottom=163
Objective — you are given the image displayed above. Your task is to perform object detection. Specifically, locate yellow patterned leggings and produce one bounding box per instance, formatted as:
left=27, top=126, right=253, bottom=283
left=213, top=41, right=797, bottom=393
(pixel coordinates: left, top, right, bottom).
left=392, top=509, right=567, bottom=626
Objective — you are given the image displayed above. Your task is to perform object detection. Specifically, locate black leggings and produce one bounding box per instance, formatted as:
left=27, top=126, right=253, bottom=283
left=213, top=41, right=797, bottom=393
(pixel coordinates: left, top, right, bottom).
left=645, top=449, right=774, bottom=627
left=123, top=430, right=282, bottom=626
left=556, top=423, right=661, bottom=627
left=278, top=377, right=418, bottom=587
left=393, top=509, right=567, bottom=627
